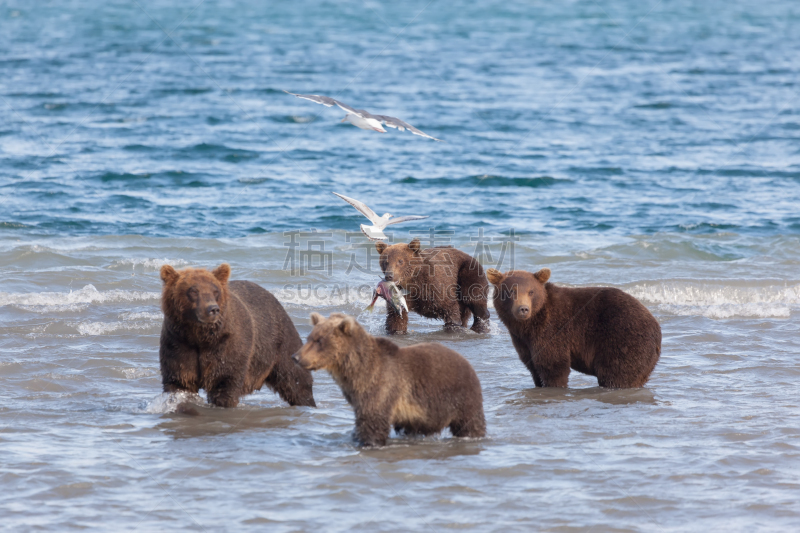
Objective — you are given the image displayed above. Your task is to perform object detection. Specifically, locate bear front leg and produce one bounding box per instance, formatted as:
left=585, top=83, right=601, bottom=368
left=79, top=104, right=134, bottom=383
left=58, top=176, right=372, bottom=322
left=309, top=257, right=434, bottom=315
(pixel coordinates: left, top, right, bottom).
left=385, top=306, right=408, bottom=334
left=159, top=333, right=199, bottom=394
left=206, top=375, right=244, bottom=408
left=265, top=357, right=317, bottom=407
left=509, top=335, right=544, bottom=387
left=531, top=349, right=571, bottom=388
left=354, top=410, right=392, bottom=447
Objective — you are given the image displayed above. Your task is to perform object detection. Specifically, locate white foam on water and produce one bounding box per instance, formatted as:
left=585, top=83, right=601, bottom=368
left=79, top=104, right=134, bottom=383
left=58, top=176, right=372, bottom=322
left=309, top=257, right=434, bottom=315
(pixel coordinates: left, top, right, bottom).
left=628, top=281, right=800, bottom=319
left=143, top=391, right=205, bottom=414
left=108, top=258, right=189, bottom=272
left=0, top=285, right=160, bottom=313
left=119, top=367, right=158, bottom=379
left=74, top=310, right=162, bottom=336
left=119, top=311, right=162, bottom=321
left=17, top=303, right=91, bottom=314
left=74, top=320, right=156, bottom=336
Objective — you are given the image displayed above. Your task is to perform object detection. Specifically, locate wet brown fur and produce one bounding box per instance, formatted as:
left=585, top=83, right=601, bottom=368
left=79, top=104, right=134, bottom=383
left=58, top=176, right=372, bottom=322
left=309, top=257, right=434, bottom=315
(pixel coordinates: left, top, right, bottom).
left=487, top=268, right=661, bottom=388
left=375, top=239, right=490, bottom=333
left=159, top=264, right=315, bottom=408
left=293, top=313, right=486, bottom=446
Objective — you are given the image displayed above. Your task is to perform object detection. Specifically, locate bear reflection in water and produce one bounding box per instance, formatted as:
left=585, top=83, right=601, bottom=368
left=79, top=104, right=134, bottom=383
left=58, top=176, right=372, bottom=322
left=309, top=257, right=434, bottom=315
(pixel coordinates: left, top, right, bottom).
left=293, top=312, right=486, bottom=447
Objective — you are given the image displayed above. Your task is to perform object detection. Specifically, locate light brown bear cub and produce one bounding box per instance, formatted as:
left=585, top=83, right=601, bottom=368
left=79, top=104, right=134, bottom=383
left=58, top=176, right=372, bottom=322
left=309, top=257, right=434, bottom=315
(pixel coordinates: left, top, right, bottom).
left=293, top=313, right=486, bottom=446
left=487, top=268, right=661, bottom=388
left=159, top=263, right=315, bottom=408
left=375, top=238, right=490, bottom=334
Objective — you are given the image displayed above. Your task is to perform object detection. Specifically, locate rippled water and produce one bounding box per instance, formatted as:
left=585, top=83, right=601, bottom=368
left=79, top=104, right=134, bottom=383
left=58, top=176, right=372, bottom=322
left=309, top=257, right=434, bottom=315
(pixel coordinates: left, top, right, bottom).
left=2, top=1, right=800, bottom=531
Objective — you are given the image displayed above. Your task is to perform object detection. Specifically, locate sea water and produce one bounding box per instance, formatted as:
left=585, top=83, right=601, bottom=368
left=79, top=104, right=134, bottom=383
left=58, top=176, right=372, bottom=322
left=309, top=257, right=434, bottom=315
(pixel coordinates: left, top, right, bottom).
left=1, top=1, right=799, bottom=530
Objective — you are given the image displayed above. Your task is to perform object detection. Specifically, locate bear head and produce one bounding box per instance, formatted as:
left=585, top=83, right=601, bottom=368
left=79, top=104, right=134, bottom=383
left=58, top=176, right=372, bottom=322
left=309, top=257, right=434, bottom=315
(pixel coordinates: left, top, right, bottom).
left=486, top=268, right=551, bottom=321
left=375, top=238, right=422, bottom=288
left=160, top=263, right=231, bottom=325
left=292, top=313, right=361, bottom=371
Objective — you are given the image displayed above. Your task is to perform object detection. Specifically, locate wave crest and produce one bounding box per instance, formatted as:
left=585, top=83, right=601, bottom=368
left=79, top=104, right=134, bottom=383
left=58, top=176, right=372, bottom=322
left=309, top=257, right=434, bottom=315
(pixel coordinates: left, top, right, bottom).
left=1, top=285, right=160, bottom=312
left=627, top=281, right=800, bottom=319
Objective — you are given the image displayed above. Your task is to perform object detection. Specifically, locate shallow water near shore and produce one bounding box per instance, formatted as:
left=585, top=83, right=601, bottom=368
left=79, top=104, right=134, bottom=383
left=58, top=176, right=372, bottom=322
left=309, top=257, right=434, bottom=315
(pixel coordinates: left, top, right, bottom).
left=2, top=0, right=800, bottom=531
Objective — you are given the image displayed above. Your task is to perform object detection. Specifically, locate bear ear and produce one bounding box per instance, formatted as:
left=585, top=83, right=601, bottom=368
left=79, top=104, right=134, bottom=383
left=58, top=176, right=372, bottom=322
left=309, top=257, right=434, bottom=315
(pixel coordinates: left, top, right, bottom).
left=375, top=242, right=388, bottom=255
left=486, top=268, right=505, bottom=286
left=534, top=268, right=551, bottom=283
left=310, top=312, right=324, bottom=326
left=212, top=263, right=231, bottom=284
left=338, top=316, right=357, bottom=336
left=408, top=238, right=421, bottom=254
left=160, top=265, right=179, bottom=284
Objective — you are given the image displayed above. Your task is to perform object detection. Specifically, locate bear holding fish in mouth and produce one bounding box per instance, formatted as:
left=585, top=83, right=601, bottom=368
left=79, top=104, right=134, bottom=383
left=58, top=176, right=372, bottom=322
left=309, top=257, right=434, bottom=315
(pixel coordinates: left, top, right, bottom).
left=371, top=238, right=491, bottom=334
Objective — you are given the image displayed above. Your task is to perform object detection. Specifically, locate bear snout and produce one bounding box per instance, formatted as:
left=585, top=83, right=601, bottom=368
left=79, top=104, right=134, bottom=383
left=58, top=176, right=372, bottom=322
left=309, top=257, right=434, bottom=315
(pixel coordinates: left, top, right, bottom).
left=384, top=271, right=394, bottom=282
left=514, top=305, right=531, bottom=319
left=292, top=351, right=317, bottom=371
left=195, top=303, right=222, bottom=323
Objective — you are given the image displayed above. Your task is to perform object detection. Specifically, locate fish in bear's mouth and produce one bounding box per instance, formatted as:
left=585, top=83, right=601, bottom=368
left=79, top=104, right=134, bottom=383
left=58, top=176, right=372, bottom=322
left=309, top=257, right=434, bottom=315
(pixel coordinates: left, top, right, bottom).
left=365, top=280, right=408, bottom=315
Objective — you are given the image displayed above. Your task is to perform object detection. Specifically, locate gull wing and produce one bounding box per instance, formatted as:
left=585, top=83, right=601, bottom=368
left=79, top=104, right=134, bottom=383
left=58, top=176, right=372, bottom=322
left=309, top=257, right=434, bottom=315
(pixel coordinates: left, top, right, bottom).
left=332, top=192, right=381, bottom=224
left=284, top=91, right=364, bottom=118
left=384, top=215, right=430, bottom=226
left=284, top=91, right=440, bottom=140
left=373, top=115, right=443, bottom=142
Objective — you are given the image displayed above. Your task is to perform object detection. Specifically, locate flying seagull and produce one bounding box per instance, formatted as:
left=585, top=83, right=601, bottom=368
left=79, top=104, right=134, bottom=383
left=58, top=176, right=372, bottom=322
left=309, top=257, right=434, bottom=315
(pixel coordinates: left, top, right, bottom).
left=332, top=192, right=429, bottom=241
left=284, top=90, right=442, bottom=141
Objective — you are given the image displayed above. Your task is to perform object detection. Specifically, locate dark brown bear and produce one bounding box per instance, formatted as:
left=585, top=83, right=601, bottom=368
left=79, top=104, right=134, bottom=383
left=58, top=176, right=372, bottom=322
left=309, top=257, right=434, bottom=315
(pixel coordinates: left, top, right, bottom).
left=375, top=238, right=490, bottom=333
left=292, top=313, right=486, bottom=446
left=487, top=268, right=661, bottom=388
left=159, top=263, right=315, bottom=408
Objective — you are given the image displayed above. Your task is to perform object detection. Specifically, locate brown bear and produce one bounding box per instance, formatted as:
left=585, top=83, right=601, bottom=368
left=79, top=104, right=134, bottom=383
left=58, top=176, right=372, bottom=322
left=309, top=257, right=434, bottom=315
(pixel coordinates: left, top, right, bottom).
left=159, top=263, right=315, bottom=408
left=292, top=313, right=486, bottom=446
left=487, top=268, right=661, bottom=388
left=375, top=238, right=490, bottom=334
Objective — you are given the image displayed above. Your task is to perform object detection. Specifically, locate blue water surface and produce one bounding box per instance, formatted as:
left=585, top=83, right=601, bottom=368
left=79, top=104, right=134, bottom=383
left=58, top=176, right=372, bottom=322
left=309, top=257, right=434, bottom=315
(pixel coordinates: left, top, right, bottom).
left=2, top=2, right=800, bottom=532
left=1, top=0, right=799, bottom=242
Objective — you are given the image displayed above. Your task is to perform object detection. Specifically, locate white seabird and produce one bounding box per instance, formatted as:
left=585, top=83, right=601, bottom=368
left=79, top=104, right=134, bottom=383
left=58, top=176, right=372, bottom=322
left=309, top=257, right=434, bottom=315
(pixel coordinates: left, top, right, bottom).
left=284, top=90, right=443, bottom=141
left=332, top=192, right=429, bottom=241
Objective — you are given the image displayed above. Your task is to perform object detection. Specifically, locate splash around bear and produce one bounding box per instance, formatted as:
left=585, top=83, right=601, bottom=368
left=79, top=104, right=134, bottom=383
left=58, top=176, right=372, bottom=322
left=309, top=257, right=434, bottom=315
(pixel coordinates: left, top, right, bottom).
left=292, top=313, right=486, bottom=447
left=159, top=263, right=315, bottom=408
left=487, top=268, right=661, bottom=388
left=375, top=238, right=490, bottom=333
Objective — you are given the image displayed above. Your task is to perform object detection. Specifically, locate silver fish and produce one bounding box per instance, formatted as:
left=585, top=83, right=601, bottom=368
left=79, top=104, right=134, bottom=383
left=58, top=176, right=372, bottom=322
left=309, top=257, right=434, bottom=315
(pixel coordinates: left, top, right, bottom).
left=365, top=280, right=408, bottom=315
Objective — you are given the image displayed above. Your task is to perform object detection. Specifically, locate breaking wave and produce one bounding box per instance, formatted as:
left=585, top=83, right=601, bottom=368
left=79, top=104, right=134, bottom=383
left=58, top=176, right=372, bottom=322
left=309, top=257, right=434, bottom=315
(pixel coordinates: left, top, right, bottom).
left=0, top=285, right=160, bottom=313
left=143, top=391, right=206, bottom=414
left=627, top=281, right=800, bottom=319
left=107, top=258, right=189, bottom=272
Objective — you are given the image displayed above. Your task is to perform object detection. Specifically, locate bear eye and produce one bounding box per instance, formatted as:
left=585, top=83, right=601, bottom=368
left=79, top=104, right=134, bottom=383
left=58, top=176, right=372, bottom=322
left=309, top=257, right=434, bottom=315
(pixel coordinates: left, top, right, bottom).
left=398, top=259, right=404, bottom=265
left=187, top=288, right=198, bottom=300
left=529, top=290, right=535, bottom=296
left=213, top=288, right=221, bottom=299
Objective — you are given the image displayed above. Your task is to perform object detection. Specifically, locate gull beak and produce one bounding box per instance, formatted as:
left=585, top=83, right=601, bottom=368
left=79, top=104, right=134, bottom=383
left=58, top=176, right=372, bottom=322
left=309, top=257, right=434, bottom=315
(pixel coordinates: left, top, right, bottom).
left=340, top=116, right=348, bottom=123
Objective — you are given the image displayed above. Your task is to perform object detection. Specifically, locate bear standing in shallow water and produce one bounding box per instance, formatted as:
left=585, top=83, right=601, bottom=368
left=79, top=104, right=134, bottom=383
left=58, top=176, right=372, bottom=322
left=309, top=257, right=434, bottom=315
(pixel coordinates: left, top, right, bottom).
left=487, top=268, right=661, bottom=388
left=159, top=263, right=315, bottom=408
left=375, top=238, right=490, bottom=333
left=293, top=313, right=486, bottom=447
